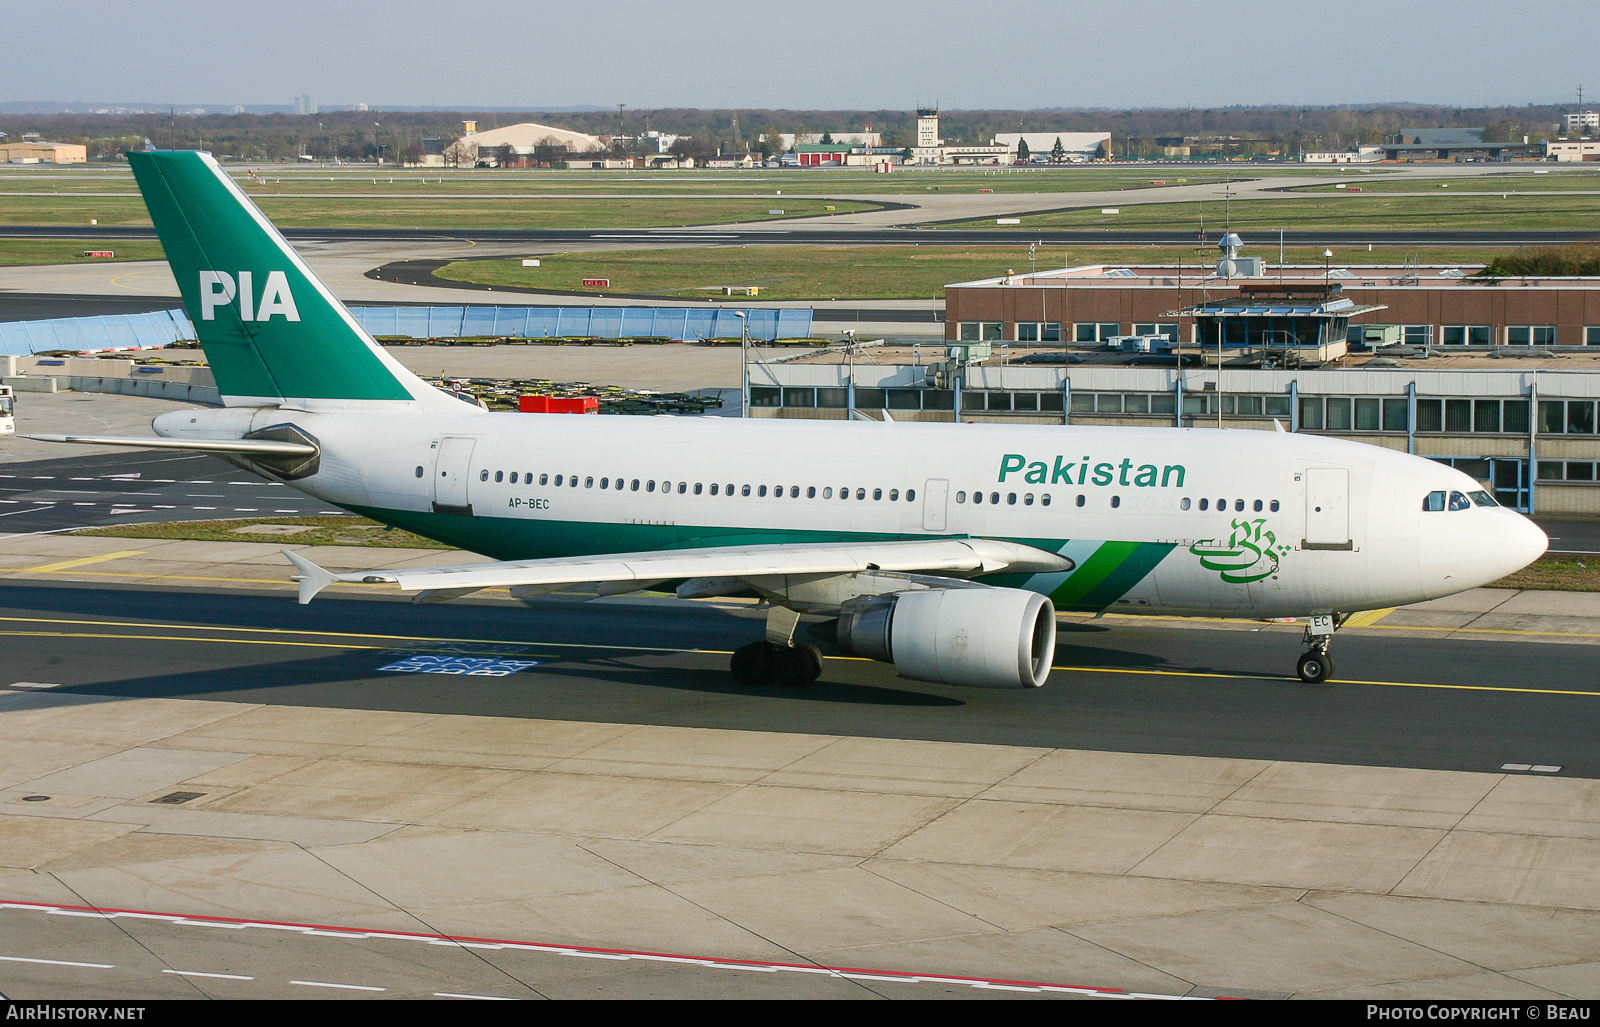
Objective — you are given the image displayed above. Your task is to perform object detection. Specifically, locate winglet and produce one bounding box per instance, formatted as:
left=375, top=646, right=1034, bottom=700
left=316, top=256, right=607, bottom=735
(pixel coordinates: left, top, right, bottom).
left=282, top=549, right=340, bottom=604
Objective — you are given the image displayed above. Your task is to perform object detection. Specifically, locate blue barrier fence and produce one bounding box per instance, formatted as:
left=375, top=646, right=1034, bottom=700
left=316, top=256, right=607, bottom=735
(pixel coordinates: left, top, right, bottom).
left=349, top=305, right=812, bottom=341
left=0, top=305, right=813, bottom=357
left=0, top=309, right=196, bottom=357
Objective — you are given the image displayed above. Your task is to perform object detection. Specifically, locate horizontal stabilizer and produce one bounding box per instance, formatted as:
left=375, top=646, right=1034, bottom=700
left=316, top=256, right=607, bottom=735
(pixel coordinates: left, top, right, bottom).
left=25, top=433, right=318, bottom=456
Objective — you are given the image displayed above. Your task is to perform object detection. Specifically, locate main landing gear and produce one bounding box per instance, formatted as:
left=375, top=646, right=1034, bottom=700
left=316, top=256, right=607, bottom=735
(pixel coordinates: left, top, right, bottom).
left=730, top=604, right=825, bottom=686
left=1295, top=613, right=1346, bottom=683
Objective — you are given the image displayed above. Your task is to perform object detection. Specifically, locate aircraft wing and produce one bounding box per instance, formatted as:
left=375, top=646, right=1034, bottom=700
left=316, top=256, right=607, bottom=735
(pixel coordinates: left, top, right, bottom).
left=282, top=538, right=1071, bottom=606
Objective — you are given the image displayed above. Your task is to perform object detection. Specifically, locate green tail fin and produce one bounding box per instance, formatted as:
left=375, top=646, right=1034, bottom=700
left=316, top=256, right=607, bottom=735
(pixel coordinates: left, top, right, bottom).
left=129, top=150, right=444, bottom=408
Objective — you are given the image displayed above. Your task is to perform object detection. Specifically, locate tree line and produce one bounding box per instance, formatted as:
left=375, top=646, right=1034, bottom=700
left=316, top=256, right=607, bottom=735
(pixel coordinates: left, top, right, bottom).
left=0, top=103, right=1581, bottom=163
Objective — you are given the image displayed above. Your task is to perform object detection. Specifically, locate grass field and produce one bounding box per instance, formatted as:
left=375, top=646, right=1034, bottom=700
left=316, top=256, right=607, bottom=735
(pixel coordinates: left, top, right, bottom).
left=71, top=516, right=451, bottom=549
left=1295, top=171, right=1600, bottom=193
left=1489, top=556, right=1600, bottom=592
left=950, top=193, right=1600, bottom=232
left=0, top=194, right=882, bottom=229
left=436, top=244, right=1513, bottom=300
left=0, top=238, right=166, bottom=266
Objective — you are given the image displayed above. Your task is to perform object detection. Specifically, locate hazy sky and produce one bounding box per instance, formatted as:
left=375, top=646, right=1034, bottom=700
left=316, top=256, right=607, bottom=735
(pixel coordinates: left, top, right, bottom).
left=8, top=0, right=1592, bottom=110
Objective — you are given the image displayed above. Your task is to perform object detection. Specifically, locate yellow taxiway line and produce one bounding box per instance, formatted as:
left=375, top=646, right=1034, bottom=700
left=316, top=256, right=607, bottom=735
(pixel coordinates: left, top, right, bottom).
left=1, top=616, right=1597, bottom=700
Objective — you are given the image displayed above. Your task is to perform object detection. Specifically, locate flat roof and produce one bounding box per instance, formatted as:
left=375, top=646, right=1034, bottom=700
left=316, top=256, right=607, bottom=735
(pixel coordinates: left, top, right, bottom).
left=947, top=264, right=1600, bottom=291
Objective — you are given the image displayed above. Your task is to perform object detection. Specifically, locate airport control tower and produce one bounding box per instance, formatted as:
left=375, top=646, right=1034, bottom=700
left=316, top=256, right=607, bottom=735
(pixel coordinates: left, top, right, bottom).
left=913, top=108, right=943, bottom=164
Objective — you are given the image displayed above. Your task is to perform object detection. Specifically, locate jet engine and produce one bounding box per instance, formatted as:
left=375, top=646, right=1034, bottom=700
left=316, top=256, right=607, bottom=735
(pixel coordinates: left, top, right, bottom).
left=832, top=587, right=1056, bottom=689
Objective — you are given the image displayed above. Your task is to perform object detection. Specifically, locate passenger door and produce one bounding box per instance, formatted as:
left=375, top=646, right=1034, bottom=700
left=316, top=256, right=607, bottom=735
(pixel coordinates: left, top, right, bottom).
left=1302, top=467, right=1351, bottom=550
left=432, top=436, right=477, bottom=516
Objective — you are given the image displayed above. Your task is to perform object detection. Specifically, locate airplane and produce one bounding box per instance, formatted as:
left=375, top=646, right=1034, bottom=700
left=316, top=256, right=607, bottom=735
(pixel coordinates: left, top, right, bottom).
left=29, top=149, right=1549, bottom=691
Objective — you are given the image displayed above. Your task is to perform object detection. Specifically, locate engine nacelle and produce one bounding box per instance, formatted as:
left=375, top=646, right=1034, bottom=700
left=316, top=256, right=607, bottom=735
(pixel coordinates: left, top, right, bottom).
left=834, top=587, right=1057, bottom=689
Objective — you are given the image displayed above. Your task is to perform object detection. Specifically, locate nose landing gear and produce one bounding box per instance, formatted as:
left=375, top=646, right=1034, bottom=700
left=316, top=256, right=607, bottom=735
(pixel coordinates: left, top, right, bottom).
left=1295, top=613, right=1346, bottom=683
left=730, top=604, right=824, bottom=686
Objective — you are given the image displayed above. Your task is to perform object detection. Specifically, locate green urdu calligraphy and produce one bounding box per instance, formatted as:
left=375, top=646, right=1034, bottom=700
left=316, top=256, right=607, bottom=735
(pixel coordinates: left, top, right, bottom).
left=1188, top=517, right=1291, bottom=584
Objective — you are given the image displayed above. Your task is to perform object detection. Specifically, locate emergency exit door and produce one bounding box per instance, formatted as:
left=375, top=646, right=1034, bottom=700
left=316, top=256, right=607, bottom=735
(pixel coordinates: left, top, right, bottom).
left=923, top=479, right=949, bottom=531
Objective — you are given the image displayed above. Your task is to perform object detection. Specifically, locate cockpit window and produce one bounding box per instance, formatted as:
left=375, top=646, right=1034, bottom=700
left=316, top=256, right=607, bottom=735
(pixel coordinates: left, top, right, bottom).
left=1423, top=491, right=1446, bottom=512
left=1469, top=490, right=1499, bottom=508
left=1449, top=491, right=1471, bottom=511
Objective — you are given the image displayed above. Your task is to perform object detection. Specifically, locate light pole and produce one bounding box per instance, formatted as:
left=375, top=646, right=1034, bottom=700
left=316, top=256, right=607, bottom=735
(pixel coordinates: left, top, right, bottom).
left=734, top=311, right=749, bottom=418
left=842, top=329, right=857, bottom=413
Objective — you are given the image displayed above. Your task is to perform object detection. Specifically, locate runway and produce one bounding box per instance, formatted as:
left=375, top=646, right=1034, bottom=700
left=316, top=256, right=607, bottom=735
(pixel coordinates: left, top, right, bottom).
left=2, top=580, right=1595, bottom=778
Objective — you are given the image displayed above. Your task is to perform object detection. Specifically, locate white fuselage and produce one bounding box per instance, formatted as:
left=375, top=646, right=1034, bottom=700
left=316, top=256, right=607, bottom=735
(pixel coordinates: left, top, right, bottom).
left=156, top=406, right=1549, bottom=618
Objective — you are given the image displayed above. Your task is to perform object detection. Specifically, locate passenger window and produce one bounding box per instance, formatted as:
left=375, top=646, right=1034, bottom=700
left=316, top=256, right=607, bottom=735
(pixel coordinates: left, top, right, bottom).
left=1024, top=494, right=1034, bottom=506
left=710, top=483, right=719, bottom=495
left=1234, top=499, right=1244, bottom=512
left=586, top=477, right=594, bottom=488
left=1449, top=491, right=1471, bottom=511
left=873, top=489, right=883, bottom=501
left=1470, top=491, right=1498, bottom=507
left=1111, top=495, right=1121, bottom=508
left=857, top=488, right=867, bottom=500
left=824, top=487, right=834, bottom=499
left=742, top=485, right=751, bottom=497
left=956, top=491, right=966, bottom=503
left=890, top=489, right=899, bottom=501
left=540, top=473, right=549, bottom=485
left=1423, top=491, right=1445, bottom=511
left=1270, top=500, right=1280, bottom=512
left=1007, top=493, right=1017, bottom=505
left=480, top=470, right=489, bottom=482
left=570, top=476, right=578, bottom=487
left=415, top=466, right=424, bottom=478
left=495, top=471, right=504, bottom=483
left=631, top=479, right=640, bottom=491
left=1074, top=495, right=1083, bottom=507
left=758, top=485, right=767, bottom=497
left=1181, top=498, right=1191, bottom=510
left=1040, top=494, right=1049, bottom=506
left=1200, top=498, right=1209, bottom=511
left=973, top=492, right=983, bottom=505
left=694, top=483, right=703, bottom=495
left=906, top=489, right=916, bottom=501
left=1253, top=500, right=1262, bottom=512
left=647, top=481, right=656, bottom=492
left=989, top=492, right=999, bottom=504
left=807, top=487, right=816, bottom=498
left=678, top=482, right=687, bottom=494
left=508, top=472, right=518, bottom=484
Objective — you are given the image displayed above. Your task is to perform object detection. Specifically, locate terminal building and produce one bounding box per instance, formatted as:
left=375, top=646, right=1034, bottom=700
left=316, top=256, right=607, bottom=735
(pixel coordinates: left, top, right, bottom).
left=745, top=237, right=1600, bottom=516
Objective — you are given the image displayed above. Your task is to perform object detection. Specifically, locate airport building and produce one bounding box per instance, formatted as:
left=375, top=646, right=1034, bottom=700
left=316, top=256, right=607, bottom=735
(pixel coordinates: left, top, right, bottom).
left=748, top=349, right=1600, bottom=516
left=746, top=243, right=1600, bottom=515
left=0, top=141, right=86, bottom=164
left=908, top=110, right=1109, bottom=165
left=943, top=253, right=1600, bottom=352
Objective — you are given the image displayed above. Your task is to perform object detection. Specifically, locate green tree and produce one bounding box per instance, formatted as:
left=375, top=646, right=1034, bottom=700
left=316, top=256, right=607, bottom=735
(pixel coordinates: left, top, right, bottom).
left=1051, top=136, right=1066, bottom=162
left=1016, top=137, right=1030, bottom=160
left=820, top=131, right=834, bottom=145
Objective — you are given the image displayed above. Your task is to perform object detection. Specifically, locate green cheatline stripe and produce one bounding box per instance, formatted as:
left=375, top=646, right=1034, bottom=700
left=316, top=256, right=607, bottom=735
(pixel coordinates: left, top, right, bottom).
left=1051, top=541, right=1175, bottom=612
left=1049, top=541, right=1141, bottom=609
left=1074, top=541, right=1175, bottom=611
